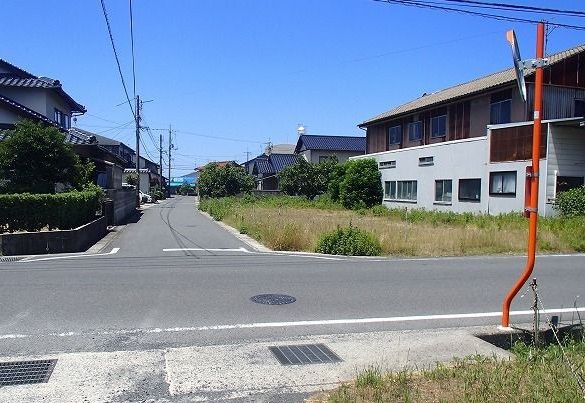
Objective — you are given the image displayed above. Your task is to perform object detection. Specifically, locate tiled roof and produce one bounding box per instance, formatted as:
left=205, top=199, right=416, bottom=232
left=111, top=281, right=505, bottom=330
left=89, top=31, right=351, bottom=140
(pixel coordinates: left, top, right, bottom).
left=0, top=93, right=60, bottom=128
left=0, top=60, right=86, bottom=113
left=361, top=43, right=585, bottom=126
left=252, top=153, right=299, bottom=176
left=270, top=153, right=300, bottom=172
left=68, top=127, right=98, bottom=145
left=295, top=134, right=366, bottom=153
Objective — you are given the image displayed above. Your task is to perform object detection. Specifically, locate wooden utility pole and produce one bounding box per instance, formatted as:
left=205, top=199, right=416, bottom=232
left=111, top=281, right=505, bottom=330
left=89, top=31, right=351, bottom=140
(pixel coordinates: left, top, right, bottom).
left=135, top=95, right=141, bottom=207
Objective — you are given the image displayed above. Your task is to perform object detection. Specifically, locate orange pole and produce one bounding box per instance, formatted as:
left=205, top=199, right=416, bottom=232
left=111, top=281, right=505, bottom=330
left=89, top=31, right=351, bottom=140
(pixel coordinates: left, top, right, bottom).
left=501, top=22, right=545, bottom=327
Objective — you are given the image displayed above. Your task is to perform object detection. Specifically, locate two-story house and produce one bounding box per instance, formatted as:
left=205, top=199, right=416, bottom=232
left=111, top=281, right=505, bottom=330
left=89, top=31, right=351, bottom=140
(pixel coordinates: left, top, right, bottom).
left=294, top=134, right=366, bottom=163
left=0, top=59, right=85, bottom=131
left=355, top=43, right=585, bottom=216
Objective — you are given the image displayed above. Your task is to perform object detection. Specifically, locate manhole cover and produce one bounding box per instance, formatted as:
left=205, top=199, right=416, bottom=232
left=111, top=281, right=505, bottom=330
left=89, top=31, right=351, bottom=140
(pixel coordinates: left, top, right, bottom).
left=0, top=359, right=57, bottom=386
left=250, top=294, right=296, bottom=305
left=269, top=344, right=342, bottom=365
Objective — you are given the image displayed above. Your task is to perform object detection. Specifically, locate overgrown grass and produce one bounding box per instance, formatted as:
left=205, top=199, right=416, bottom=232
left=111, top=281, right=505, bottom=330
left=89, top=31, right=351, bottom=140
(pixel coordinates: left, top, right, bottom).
left=316, top=337, right=585, bottom=403
left=198, top=196, right=585, bottom=256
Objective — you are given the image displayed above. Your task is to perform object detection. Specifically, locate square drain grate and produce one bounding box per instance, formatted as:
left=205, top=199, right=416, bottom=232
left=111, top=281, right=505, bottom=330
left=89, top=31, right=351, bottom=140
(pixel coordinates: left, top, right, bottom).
left=269, top=344, right=342, bottom=365
left=0, top=359, right=57, bottom=386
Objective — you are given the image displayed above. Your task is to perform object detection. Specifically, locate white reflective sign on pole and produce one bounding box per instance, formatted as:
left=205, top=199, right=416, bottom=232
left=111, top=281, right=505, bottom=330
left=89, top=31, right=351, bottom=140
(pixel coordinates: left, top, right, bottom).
left=507, top=30, right=527, bottom=103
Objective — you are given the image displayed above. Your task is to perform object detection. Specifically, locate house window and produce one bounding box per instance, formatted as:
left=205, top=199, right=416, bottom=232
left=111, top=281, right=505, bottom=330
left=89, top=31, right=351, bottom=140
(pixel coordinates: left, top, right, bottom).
left=388, top=125, right=402, bottom=145
left=384, top=181, right=397, bottom=199
left=396, top=180, right=417, bottom=201
left=490, top=90, right=512, bottom=124
left=431, top=115, right=447, bottom=138
left=556, top=176, right=584, bottom=193
left=459, top=178, right=481, bottom=201
left=379, top=160, right=396, bottom=169
left=53, top=108, right=70, bottom=128
left=435, top=180, right=452, bottom=203
left=418, top=156, right=434, bottom=166
left=575, top=99, right=585, bottom=117
left=489, top=171, right=517, bottom=196
left=408, top=121, right=423, bottom=142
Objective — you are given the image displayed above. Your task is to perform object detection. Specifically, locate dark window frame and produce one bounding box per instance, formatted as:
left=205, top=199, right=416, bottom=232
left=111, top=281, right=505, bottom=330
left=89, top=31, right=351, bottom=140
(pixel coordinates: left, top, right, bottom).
left=490, top=99, right=512, bottom=124
left=388, top=125, right=402, bottom=145
left=430, top=115, right=447, bottom=138
left=408, top=121, right=423, bottom=142
left=458, top=178, right=481, bottom=202
left=489, top=171, right=517, bottom=196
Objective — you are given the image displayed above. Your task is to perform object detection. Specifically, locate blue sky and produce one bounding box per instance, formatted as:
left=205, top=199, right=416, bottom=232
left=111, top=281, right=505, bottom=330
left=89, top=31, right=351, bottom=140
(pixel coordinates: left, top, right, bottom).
left=3, top=1, right=584, bottom=175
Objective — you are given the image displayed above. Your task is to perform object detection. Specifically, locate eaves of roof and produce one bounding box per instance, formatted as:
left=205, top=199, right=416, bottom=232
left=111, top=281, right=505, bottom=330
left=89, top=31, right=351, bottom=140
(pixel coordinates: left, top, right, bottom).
left=360, top=43, right=585, bottom=127
left=0, top=93, right=62, bottom=129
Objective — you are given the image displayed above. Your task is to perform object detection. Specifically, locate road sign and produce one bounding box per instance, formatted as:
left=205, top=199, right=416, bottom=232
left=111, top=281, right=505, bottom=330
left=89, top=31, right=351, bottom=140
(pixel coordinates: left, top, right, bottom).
left=506, top=30, right=527, bottom=103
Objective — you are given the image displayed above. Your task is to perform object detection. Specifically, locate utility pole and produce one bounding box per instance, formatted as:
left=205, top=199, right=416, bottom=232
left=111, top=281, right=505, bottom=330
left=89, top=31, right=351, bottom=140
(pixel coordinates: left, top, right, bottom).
left=501, top=22, right=546, bottom=328
left=168, top=124, right=172, bottom=194
left=135, top=95, right=140, bottom=207
left=159, top=131, right=163, bottom=183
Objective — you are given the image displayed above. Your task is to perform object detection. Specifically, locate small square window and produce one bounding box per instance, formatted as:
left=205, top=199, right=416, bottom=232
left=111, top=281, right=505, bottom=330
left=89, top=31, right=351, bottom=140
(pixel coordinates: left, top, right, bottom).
left=431, top=115, right=447, bottom=138
left=435, top=180, right=452, bottom=203
left=408, top=121, right=423, bottom=142
left=489, top=171, right=516, bottom=196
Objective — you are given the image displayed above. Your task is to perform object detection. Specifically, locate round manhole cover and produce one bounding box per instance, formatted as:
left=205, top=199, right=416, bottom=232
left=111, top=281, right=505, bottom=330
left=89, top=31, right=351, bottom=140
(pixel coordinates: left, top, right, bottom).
left=250, top=294, right=296, bottom=305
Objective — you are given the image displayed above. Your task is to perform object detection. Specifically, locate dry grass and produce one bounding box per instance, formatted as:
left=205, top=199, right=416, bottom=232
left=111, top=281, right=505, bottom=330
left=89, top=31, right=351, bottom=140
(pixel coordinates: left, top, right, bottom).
left=223, top=206, right=572, bottom=256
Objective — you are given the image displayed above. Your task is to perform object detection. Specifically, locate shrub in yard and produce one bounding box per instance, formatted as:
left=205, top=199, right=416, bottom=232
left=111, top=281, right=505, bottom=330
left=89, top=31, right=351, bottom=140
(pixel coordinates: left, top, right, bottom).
left=198, top=163, right=254, bottom=198
left=315, top=224, right=382, bottom=256
left=554, top=186, right=585, bottom=217
left=0, top=189, right=102, bottom=232
left=339, top=159, right=383, bottom=209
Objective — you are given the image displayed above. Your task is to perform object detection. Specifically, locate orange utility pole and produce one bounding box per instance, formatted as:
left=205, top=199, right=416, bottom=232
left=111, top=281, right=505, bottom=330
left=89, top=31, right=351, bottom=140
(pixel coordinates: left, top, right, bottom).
left=501, top=22, right=546, bottom=328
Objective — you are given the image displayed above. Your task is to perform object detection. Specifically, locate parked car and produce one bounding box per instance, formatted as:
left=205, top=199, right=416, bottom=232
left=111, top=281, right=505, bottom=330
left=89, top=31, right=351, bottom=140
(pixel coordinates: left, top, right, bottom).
left=139, top=191, right=152, bottom=203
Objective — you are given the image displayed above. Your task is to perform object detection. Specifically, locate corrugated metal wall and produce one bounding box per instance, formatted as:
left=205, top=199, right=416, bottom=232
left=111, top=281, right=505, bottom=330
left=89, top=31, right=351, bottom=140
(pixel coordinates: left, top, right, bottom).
left=527, top=84, right=585, bottom=120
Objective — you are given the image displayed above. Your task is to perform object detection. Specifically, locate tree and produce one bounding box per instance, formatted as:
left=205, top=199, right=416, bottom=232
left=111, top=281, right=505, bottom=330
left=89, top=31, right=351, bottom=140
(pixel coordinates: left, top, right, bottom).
left=279, top=158, right=322, bottom=199
left=125, top=172, right=139, bottom=186
left=198, top=163, right=254, bottom=198
left=0, top=120, right=91, bottom=194
left=339, top=158, right=383, bottom=209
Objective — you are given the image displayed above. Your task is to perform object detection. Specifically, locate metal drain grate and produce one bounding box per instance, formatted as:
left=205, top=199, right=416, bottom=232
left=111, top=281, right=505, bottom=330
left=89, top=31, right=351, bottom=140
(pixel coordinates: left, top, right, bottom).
left=269, top=344, right=342, bottom=365
left=250, top=294, right=296, bottom=305
left=0, top=359, right=57, bottom=386
left=0, top=256, right=22, bottom=263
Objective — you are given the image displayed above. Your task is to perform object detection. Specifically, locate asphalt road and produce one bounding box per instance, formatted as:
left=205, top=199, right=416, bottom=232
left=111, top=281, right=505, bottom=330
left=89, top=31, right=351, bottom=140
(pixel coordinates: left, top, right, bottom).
left=0, top=195, right=584, bottom=358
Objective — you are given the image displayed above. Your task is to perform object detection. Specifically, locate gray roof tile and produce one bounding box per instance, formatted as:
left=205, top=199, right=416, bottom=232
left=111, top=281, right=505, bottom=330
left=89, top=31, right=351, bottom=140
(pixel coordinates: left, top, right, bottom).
left=361, top=43, right=585, bottom=126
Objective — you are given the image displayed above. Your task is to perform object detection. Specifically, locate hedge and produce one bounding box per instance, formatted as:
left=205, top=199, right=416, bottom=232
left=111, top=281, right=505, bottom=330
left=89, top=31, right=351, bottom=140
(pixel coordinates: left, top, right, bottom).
left=0, top=190, right=101, bottom=232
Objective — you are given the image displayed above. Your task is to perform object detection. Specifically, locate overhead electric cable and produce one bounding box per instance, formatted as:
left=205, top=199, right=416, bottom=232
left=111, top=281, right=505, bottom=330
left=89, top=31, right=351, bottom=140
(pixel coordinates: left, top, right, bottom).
left=374, top=0, right=585, bottom=30
left=441, top=0, right=585, bottom=18
left=99, top=0, right=136, bottom=119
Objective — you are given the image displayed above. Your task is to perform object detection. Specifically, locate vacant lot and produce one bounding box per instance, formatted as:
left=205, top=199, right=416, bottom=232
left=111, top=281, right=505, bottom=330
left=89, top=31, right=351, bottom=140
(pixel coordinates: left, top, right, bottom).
left=313, top=338, right=585, bottom=403
left=199, top=196, right=585, bottom=256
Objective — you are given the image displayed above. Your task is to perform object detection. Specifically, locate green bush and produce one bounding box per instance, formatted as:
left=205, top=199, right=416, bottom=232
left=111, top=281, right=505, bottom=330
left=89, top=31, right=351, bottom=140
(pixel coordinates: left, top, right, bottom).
left=554, top=186, right=585, bottom=217
left=315, top=224, right=382, bottom=256
left=198, top=163, right=253, bottom=198
left=0, top=190, right=101, bottom=232
left=339, top=159, right=383, bottom=209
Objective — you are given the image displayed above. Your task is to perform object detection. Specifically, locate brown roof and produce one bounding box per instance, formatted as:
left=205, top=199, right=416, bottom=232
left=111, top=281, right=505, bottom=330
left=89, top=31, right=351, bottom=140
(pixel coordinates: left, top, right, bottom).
left=360, top=44, right=585, bottom=127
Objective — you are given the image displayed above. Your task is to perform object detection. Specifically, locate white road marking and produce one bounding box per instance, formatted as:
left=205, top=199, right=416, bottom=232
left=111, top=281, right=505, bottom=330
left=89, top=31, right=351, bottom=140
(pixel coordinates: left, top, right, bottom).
left=21, top=248, right=120, bottom=263
left=2, top=307, right=583, bottom=340
left=162, top=247, right=252, bottom=253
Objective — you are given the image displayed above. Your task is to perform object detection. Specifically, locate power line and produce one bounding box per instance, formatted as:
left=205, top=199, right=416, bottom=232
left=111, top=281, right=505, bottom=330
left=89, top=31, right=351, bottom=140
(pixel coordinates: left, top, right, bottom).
left=173, top=129, right=265, bottom=144
left=99, top=0, right=136, bottom=120
left=129, top=0, right=137, bottom=99
left=441, top=0, right=585, bottom=18
left=374, top=0, right=585, bottom=31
